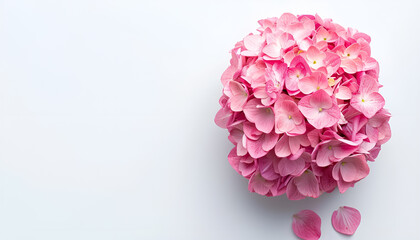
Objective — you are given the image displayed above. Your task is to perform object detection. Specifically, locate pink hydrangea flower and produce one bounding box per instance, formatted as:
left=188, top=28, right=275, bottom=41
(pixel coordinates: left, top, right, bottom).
left=273, top=96, right=306, bottom=135
left=215, top=13, right=391, bottom=199
left=298, top=89, right=341, bottom=129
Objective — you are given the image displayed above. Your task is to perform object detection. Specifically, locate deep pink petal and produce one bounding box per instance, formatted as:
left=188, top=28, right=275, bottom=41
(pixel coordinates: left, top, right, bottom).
left=292, top=210, right=322, bottom=240
left=248, top=171, right=273, bottom=195
left=246, top=135, right=267, bottom=158
left=319, top=166, right=337, bottom=193
left=331, top=206, right=361, bottom=235
left=286, top=180, right=305, bottom=200
left=277, top=156, right=306, bottom=176
left=294, top=170, right=320, bottom=198
left=259, top=154, right=279, bottom=181
left=336, top=177, right=355, bottom=193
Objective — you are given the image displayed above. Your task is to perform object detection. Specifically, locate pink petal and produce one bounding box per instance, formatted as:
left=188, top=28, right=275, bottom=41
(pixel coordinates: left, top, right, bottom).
left=294, top=170, right=320, bottom=198
left=298, top=76, right=319, bottom=94
left=309, top=89, right=333, bottom=109
left=262, top=43, right=281, bottom=58
left=289, top=135, right=302, bottom=154
left=336, top=176, right=355, bottom=193
left=315, top=26, right=329, bottom=42
left=340, top=58, right=357, bottom=74
left=331, top=206, right=361, bottom=235
left=227, top=147, right=241, bottom=174
left=243, top=122, right=262, bottom=140
left=262, top=131, right=279, bottom=152
left=277, top=156, right=306, bottom=176
left=275, top=134, right=291, bottom=157
left=314, top=142, right=334, bottom=167
left=244, top=99, right=275, bottom=133
left=359, top=74, right=380, bottom=95
left=274, top=99, right=305, bottom=134
left=238, top=159, right=257, bottom=178
left=378, top=122, right=391, bottom=145
left=298, top=90, right=340, bottom=129
left=306, top=46, right=325, bottom=63
left=289, top=20, right=315, bottom=43
left=298, top=72, right=330, bottom=95
left=292, top=210, right=322, bottom=240
left=335, top=86, right=352, bottom=100
left=286, top=180, right=305, bottom=200
left=246, top=135, right=267, bottom=158
left=277, top=13, right=299, bottom=31
left=259, top=153, right=279, bottom=181
left=229, top=81, right=248, bottom=112
left=214, top=106, right=232, bottom=128
left=243, top=34, right=264, bottom=52
left=319, top=166, right=337, bottom=193
left=340, top=155, right=370, bottom=182
left=350, top=92, right=385, bottom=118
left=344, top=43, right=361, bottom=59
left=248, top=171, right=273, bottom=195
left=278, top=32, right=295, bottom=49
left=324, top=52, right=341, bottom=76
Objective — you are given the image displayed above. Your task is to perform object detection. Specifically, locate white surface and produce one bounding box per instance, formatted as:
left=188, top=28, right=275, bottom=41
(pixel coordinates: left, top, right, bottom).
left=0, top=0, right=419, bottom=239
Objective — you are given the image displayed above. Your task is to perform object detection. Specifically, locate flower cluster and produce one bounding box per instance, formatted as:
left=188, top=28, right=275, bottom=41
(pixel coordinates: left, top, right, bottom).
left=215, top=13, right=391, bottom=200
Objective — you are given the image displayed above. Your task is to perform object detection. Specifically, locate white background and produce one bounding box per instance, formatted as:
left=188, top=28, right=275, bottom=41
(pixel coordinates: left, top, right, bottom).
left=0, top=0, right=419, bottom=239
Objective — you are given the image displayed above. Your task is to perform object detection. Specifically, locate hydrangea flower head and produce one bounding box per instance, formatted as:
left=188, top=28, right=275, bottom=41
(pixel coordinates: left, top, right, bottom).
left=215, top=13, right=391, bottom=199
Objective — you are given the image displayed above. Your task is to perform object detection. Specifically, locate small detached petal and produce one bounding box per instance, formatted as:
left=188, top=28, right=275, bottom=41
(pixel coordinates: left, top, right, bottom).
left=292, top=210, right=322, bottom=240
left=331, top=206, right=361, bottom=235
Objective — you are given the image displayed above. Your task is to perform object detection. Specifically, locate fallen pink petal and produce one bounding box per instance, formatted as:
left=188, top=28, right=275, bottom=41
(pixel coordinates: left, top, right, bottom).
left=331, top=206, right=361, bottom=235
left=292, top=210, right=321, bottom=240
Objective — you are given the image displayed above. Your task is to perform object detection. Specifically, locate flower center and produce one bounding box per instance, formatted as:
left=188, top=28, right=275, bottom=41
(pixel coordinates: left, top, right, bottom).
left=288, top=115, right=292, bottom=119
left=328, top=146, right=332, bottom=150
left=318, top=108, right=323, bottom=112
left=362, top=99, right=365, bottom=102
left=341, top=162, right=346, bottom=166
left=296, top=74, right=300, bottom=78
left=316, top=86, right=320, bottom=90
left=313, top=60, right=317, bottom=64
left=323, top=37, right=327, bottom=41
left=347, top=53, right=350, bottom=57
